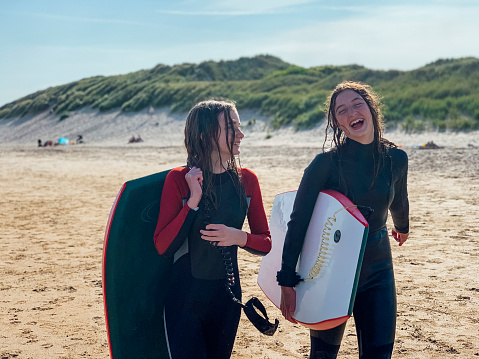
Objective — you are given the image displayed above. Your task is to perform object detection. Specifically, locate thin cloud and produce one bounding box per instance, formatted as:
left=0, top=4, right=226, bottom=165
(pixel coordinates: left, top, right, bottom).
left=257, top=3, right=479, bottom=69
left=318, top=5, right=370, bottom=12
left=1, top=10, right=155, bottom=27
left=151, top=3, right=479, bottom=70
left=157, top=0, right=318, bottom=16
left=213, top=0, right=318, bottom=11
left=155, top=9, right=270, bottom=16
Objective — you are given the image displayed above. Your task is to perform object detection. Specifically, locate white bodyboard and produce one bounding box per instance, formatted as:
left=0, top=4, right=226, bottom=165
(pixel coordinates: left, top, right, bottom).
left=258, top=190, right=369, bottom=330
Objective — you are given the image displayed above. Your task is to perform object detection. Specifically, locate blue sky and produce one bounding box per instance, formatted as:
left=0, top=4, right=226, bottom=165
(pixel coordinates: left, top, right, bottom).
left=1, top=0, right=478, bottom=107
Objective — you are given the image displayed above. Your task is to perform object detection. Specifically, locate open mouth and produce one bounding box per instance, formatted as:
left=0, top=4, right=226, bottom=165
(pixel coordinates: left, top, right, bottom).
left=350, top=119, right=364, bottom=129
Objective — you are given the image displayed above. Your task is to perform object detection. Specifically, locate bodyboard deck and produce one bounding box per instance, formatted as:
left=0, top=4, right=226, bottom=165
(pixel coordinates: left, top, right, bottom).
left=103, top=169, right=172, bottom=358
left=258, top=190, right=369, bottom=330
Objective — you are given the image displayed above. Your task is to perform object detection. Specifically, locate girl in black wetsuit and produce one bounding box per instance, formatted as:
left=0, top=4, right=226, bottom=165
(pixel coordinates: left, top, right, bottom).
left=153, top=100, right=272, bottom=359
left=277, top=81, right=409, bottom=359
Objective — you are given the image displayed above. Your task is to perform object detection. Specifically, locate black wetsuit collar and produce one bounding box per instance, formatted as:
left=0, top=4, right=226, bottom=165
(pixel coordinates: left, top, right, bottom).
left=212, top=170, right=233, bottom=185
left=342, top=138, right=375, bottom=161
left=344, top=137, right=375, bottom=150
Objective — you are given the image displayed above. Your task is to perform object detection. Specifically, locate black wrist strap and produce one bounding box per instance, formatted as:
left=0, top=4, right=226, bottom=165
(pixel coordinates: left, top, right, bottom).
left=276, top=270, right=302, bottom=287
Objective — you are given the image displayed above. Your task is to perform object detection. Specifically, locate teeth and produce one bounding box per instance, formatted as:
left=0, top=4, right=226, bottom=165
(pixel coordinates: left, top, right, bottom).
left=350, top=119, right=362, bottom=126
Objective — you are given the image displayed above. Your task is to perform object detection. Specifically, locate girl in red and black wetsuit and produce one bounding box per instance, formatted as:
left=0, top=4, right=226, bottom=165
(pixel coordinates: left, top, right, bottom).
left=153, top=100, right=271, bottom=359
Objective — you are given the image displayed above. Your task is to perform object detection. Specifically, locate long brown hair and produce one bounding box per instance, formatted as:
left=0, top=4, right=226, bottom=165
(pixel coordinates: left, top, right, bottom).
left=184, top=99, right=244, bottom=208
left=324, top=81, right=396, bottom=190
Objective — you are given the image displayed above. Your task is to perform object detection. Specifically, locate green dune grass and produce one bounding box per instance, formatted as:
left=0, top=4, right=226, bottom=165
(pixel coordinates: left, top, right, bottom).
left=1, top=55, right=478, bottom=131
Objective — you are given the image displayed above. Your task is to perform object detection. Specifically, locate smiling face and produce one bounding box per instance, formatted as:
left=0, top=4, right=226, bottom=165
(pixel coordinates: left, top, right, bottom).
left=334, top=89, right=375, bottom=144
left=215, top=108, right=244, bottom=162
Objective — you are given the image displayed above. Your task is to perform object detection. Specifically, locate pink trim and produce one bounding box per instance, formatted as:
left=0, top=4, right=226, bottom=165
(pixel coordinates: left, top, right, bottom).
left=321, top=189, right=369, bottom=227
left=102, top=183, right=126, bottom=359
left=258, top=284, right=280, bottom=311
left=298, top=315, right=350, bottom=330
left=258, top=284, right=350, bottom=331
left=273, top=189, right=368, bottom=227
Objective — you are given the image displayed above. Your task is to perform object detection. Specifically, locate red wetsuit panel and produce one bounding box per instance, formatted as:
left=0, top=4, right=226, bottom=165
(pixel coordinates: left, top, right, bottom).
left=153, top=167, right=192, bottom=255
left=240, top=168, right=272, bottom=254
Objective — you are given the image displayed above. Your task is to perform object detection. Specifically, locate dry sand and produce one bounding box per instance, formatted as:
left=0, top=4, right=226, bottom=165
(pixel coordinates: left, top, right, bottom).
left=1, top=109, right=479, bottom=358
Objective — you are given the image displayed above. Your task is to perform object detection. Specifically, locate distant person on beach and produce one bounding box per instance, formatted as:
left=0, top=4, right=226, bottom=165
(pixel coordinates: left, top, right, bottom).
left=37, top=139, right=42, bottom=147
left=278, top=81, right=409, bottom=359
left=153, top=100, right=273, bottom=358
left=128, top=134, right=144, bottom=143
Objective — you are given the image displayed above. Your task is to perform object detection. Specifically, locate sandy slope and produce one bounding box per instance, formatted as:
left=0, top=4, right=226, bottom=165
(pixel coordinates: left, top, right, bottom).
left=1, top=108, right=478, bottom=148
left=0, top=109, right=478, bottom=358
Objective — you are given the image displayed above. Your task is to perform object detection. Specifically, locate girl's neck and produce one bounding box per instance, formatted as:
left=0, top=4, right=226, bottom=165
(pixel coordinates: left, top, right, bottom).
left=211, top=154, right=229, bottom=174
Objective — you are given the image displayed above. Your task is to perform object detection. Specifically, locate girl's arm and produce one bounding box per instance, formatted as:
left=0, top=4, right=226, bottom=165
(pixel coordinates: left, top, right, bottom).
left=153, top=168, right=199, bottom=258
left=239, top=168, right=271, bottom=256
left=389, top=149, right=409, bottom=235
left=277, top=153, right=332, bottom=287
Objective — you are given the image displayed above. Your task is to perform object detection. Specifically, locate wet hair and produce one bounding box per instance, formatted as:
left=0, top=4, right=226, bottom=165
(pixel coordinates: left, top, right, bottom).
left=184, top=99, right=244, bottom=208
left=324, top=81, right=392, bottom=149
left=324, top=81, right=396, bottom=190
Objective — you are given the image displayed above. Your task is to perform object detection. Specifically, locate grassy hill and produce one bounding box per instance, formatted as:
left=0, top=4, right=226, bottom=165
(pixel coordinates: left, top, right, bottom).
left=1, top=55, right=478, bottom=131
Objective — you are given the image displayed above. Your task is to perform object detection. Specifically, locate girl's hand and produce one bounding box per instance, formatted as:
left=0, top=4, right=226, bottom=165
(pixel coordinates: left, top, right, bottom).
left=200, top=224, right=247, bottom=247
left=185, top=167, right=203, bottom=209
left=280, top=286, right=297, bottom=323
left=392, top=228, right=408, bottom=246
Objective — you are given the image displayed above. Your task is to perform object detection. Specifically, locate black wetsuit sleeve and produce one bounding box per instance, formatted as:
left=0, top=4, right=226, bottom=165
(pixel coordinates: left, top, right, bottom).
left=277, top=153, right=332, bottom=287
left=389, top=149, right=409, bottom=234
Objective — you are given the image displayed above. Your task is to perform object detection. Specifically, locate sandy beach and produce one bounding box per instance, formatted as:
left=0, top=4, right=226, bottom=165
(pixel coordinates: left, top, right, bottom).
left=1, top=109, right=479, bottom=358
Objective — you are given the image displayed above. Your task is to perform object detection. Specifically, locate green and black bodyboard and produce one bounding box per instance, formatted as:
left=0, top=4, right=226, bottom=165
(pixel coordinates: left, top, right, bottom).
left=102, top=169, right=172, bottom=359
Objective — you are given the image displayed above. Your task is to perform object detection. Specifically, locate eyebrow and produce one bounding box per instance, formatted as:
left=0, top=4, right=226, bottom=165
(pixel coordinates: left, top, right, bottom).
left=335, top=97, right=364, bottom=111
left=352, top=97, right=364, bottom=102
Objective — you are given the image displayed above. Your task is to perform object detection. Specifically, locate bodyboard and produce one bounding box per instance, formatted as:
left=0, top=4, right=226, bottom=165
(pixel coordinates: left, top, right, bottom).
left=103, top=169, right=172, bottom=358
left=258, top=190, right=369, bottom=330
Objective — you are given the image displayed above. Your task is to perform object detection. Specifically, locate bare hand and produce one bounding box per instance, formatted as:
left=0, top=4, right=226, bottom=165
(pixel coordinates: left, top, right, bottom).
left=185, top=167, right=203, bottom=209
left=280, top=286, right=297, bottom=323
left=392, top=228, right=408, bottom=246
left=200, top=224, right=247, bottom=247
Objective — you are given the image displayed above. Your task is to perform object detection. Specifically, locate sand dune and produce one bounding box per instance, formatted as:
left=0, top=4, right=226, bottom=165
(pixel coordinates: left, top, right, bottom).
left=1, top=108, right=478, bottom=149
left=1, top=109, right=478, bottom=358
